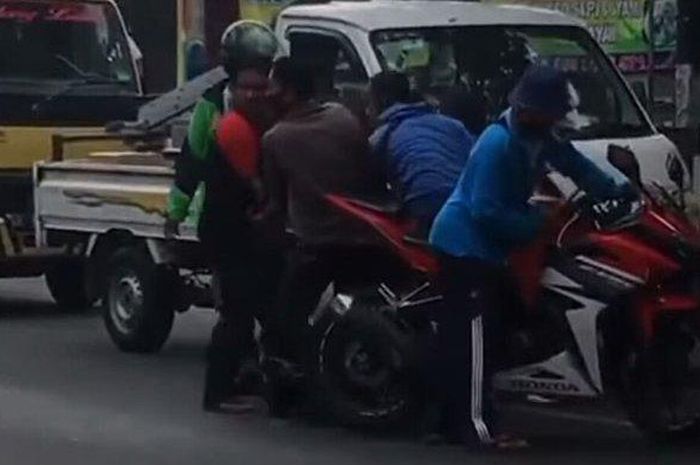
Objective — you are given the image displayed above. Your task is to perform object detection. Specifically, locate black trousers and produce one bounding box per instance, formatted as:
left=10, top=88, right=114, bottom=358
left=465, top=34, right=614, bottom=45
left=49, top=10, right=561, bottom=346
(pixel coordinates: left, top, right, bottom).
left=203, top=242, right=283, bottom=404
left=266, top=244, right=372, bottom=364
left=433, top=255, right=510, bottom=445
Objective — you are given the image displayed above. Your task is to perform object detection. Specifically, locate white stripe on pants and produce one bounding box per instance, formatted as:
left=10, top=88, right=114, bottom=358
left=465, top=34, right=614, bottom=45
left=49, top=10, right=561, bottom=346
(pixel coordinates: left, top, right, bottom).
left=470, top=315, right=494, bottom=444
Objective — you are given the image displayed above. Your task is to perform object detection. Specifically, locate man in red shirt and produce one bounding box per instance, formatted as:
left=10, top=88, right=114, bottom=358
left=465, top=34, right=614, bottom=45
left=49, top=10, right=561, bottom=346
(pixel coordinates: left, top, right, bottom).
left=170, top=21, right=282, bottom=412
left=202, top=100, right=284, bottom=412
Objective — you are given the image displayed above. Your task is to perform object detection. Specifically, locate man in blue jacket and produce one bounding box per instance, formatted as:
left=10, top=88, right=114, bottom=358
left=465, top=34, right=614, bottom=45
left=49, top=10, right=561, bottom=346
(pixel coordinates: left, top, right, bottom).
left=369, top=72, right=475, bottom=230
left=429, top=65, right=631, bottom=449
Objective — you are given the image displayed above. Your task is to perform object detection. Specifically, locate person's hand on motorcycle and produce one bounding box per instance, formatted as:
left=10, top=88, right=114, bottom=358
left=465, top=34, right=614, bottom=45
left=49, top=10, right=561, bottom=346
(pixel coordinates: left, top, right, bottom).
left=615, top=180, right=641, bottom=202
left=164, top=217, right=181, bottom=240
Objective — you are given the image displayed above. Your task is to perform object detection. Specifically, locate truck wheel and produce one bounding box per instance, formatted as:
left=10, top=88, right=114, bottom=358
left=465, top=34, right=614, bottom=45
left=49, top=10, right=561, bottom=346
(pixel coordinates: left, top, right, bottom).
left=102, top=247, right=175, bottom=353
left=45, top=261, right=93, bottom=311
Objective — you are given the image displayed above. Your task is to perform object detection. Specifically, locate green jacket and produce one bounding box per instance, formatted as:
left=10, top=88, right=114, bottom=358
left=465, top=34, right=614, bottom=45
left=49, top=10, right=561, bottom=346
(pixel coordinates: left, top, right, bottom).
left=166, top=83, right=226, bottom=224
left=166, top=82, right=260, bottom=256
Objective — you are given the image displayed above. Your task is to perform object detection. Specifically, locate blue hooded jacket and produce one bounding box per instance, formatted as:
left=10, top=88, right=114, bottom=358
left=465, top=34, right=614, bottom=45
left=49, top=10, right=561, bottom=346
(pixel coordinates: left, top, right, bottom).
left=429, top=110, right=626, bottom=264
left=370, top=103, right=475, bottom=221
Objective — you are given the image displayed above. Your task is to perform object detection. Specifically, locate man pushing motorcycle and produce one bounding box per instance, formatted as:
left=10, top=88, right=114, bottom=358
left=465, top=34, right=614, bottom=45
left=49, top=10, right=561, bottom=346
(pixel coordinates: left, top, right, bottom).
left=428, top=65, right=634, bottom=449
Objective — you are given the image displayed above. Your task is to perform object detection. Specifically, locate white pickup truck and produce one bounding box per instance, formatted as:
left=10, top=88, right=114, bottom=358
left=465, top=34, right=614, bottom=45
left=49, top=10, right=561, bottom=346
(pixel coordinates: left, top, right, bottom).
left=33, top=0, right=689, bottom=353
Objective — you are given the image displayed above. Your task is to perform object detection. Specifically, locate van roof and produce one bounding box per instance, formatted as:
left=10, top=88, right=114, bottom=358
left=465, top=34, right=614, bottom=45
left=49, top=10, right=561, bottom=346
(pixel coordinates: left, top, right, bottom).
left=279, top=0, right=583, bottom=32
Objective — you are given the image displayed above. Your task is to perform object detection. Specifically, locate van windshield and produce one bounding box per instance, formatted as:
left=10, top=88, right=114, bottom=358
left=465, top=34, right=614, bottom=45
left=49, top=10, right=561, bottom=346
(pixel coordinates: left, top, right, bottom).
left=0, top=0, right=137, bottom=92
left=372, top=26, right=653, bottom=140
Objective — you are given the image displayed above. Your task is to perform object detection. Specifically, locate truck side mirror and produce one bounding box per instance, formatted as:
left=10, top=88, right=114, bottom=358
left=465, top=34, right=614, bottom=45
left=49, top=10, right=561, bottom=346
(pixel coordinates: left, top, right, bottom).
left=631, top=81, right=649, bottom=109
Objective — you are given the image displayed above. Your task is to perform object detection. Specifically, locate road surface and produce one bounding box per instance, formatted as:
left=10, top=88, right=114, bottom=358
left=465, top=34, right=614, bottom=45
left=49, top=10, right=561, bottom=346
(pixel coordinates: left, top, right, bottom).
left=0, top=278, right=698, bottom=464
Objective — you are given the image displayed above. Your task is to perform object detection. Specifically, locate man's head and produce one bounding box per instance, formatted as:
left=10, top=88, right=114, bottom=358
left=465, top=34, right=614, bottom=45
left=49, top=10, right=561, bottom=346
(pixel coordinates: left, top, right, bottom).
left=369, top=71, right=412, bottom=117
left=509, top=64, right=574, bottom=133
left=270, top=57, right=316, bottom=113
left=229, top=67, right=274, bottom=126
left=220, top=21, right=279, bottom=126
left=440, top=86, right=488, bottom=135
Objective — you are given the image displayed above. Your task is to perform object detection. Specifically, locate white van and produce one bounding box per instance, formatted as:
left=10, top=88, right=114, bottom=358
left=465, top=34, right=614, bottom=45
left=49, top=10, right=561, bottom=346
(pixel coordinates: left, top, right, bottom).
left=275, top=0, right=687, bottom=191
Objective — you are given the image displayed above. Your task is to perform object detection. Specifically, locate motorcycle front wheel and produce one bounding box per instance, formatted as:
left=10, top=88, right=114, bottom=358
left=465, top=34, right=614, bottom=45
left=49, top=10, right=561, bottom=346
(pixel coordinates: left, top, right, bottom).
left=620, top=316, right=700, bottom=442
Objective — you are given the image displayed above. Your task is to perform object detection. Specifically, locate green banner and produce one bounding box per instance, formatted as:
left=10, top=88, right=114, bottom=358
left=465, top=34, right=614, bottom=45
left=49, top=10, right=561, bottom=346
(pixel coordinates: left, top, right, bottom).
left=485, top=0, right=677, bottom=54
left=239, top=0, right=293, bottom=25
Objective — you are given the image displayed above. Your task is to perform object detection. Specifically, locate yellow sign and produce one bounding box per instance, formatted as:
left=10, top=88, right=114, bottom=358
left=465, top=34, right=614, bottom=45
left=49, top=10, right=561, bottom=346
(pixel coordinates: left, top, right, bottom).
left=239, top=0, right=293, bottom=25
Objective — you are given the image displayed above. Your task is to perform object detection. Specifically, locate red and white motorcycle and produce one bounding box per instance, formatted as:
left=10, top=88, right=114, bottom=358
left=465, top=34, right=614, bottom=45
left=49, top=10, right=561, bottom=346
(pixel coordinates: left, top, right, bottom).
left=310, top=147, right=700, bottom=441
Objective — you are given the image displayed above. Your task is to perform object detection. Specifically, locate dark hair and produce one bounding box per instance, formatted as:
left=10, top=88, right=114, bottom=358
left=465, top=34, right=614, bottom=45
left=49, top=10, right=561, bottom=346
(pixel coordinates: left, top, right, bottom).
left=370, top=71, right=411, bottom=112
left=440, top=86, right=488, bottom=135
left=508, top=64, right=572, bottom=120
left=271, top=56, right=315, bottom=100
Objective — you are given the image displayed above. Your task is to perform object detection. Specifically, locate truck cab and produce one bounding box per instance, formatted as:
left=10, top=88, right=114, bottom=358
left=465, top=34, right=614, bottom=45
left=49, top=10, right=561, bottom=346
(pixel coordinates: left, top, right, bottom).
left=275, top=0, right=685, bottom=191
left=0, top=0, right=144, bottom=217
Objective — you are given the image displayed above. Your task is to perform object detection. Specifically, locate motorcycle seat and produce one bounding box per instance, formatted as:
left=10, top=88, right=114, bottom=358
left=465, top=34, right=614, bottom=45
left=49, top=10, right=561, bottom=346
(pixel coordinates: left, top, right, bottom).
left=403, top=233, right=430, bottom=247
left=403, top=222, right=431, bottom=248
left=344, top=195, right=402, bottom=215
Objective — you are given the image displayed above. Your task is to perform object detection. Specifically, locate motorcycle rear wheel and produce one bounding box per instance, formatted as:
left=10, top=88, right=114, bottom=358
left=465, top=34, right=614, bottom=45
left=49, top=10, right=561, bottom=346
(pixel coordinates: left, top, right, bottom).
left=314, top=305, right=420, bottom=429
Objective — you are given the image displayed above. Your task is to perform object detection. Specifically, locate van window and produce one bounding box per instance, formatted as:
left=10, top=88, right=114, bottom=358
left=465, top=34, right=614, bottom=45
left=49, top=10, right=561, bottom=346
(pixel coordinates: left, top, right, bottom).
left=373, top=26, right=653, bottom=140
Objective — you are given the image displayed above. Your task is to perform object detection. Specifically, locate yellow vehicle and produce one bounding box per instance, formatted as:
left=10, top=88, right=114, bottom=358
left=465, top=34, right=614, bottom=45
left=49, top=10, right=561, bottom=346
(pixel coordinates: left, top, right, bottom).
left=0, top=0, right=144, bottom=220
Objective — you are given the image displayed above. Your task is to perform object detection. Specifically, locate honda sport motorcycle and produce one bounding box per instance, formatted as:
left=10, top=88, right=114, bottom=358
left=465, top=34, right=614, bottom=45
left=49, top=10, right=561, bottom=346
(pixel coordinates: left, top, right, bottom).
left=309, top=147, right=700, bottom=441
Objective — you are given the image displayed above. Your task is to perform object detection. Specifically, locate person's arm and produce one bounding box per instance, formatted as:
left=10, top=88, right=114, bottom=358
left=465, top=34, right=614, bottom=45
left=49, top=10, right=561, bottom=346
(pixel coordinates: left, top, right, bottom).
left=469, top=127, right=544, bottom=245
left=368, top=123, right=394, bottom=177
left=166, top=99, right=218, bottom=222
left=458, top=126, right=477, bottom=163
left=166, top=138, right=201, bottom=223
left=368, top=126, right=384, bottom=155
left=547, top=141, right=628, bottom=199
left=257, top=133, right=287, bottom=233
left=216, top=112, right=260, bottom=179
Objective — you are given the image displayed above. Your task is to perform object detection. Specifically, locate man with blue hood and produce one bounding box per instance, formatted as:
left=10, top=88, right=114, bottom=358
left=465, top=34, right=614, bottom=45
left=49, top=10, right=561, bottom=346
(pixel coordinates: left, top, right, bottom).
left=369, top=72, right=476, bottom=231
left=428, top=65, right=633, bottom=449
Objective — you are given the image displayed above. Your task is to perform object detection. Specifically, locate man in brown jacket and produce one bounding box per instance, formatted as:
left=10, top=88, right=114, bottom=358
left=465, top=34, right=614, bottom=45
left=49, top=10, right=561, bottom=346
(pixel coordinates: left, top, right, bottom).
left=261, top=57, right=386, bottom=372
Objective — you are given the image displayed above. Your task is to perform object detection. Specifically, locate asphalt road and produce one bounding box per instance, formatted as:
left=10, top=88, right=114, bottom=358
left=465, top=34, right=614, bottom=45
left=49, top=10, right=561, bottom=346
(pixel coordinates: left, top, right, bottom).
left=0, top=278, right=698, bottom=465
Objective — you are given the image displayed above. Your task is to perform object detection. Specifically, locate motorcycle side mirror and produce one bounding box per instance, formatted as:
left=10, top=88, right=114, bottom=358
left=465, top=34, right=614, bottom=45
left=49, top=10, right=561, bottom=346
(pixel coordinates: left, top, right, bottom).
left=667, top=152, right=686, bottom=191
left=607, top=144, right=642, bottom=187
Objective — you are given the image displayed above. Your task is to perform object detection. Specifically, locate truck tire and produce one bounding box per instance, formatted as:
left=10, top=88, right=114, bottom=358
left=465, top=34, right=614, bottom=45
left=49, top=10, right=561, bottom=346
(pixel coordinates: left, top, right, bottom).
left=45, top=261, right=93, bottom=311
left=102, top=246, right=176, bottom=353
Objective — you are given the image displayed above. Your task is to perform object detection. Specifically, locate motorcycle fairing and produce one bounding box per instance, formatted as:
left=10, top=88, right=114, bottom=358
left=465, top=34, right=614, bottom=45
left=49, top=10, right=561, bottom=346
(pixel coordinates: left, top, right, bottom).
left=493, top=351, right=597, bottom=397
left=496, top=251, right=645, bottom=397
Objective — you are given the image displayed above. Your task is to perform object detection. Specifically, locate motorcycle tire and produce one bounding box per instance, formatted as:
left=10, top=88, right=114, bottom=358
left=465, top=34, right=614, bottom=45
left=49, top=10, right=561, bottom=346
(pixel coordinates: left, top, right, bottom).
left=313, top=305, right=420, bottom=429
left=620, top=322, right=700, bottom=443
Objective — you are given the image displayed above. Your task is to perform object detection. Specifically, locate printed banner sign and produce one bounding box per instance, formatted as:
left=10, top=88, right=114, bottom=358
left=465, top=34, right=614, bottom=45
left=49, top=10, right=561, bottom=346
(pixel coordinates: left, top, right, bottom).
left=239, top=0, right=292, bottom=25
left=484, top=0, right=678, bottom=72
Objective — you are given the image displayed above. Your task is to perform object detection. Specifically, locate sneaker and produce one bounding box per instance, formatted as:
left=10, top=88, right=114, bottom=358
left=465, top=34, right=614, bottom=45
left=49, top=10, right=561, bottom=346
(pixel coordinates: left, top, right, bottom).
left=203, top=395, right=257, bottom=414
left=494, top=433, right=530, bottom=450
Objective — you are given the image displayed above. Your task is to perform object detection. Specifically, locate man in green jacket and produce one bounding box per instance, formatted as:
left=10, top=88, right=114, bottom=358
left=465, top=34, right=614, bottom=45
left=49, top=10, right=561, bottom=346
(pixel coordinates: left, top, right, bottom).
left=165, top=20, right=280, bottom=411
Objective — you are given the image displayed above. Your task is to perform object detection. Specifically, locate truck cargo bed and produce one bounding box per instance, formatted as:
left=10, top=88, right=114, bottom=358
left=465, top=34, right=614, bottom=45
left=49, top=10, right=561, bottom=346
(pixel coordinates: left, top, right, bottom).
left=34, top=153, right=198, bottom=243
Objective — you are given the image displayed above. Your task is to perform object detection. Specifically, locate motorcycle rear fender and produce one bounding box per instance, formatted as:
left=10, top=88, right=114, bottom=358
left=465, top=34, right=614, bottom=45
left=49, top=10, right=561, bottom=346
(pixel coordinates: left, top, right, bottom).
left=308, top=284, right=353, bottom=328
left=324, top=194, right=439, bottom=274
